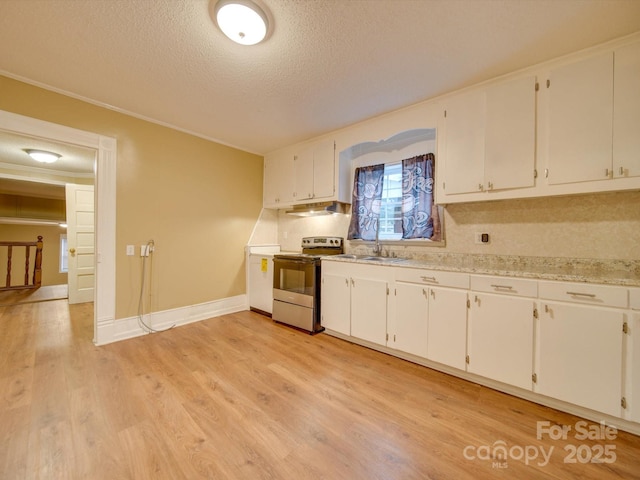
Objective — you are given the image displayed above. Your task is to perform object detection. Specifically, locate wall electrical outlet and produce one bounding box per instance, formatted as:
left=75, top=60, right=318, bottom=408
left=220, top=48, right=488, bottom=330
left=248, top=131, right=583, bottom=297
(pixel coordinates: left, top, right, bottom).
left=475, top=233, right=490, bottom=244
left=140, top=244, right=151, bottom=257
left=126, top=245, right=135, bottom=256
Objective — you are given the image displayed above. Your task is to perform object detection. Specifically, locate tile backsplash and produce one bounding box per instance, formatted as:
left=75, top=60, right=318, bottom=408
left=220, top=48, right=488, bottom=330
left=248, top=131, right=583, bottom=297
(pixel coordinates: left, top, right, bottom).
left=257, top=190, right=640, bottom=261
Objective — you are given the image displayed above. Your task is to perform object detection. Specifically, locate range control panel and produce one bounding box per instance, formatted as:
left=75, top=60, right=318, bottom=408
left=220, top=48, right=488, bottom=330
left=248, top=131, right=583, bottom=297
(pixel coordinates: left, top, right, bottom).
left=301, top=236, right=343, bottom=248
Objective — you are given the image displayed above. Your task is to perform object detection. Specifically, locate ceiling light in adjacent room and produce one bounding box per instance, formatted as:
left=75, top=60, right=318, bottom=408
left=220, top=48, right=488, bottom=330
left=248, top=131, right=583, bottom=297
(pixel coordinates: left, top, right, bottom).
left=24, top=149, right=61, bottom=164
left=213, top=0, right=269, bottom=45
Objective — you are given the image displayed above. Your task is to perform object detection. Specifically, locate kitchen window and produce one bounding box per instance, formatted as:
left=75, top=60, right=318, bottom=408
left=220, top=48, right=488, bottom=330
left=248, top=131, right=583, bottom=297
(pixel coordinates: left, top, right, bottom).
left=348, top=153, right=438, bottom=242
left=342, top=128, right=443, bottom=245
left=379, top=162, right=403, bottom=240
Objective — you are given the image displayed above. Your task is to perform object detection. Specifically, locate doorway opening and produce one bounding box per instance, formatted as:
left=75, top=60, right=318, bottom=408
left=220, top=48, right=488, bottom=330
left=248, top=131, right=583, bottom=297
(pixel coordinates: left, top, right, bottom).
left=0, top=110, right=116, bottom=345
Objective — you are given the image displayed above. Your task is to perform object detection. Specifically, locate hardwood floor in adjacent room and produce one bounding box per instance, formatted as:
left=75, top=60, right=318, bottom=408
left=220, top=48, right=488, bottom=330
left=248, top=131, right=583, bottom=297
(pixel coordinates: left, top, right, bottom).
left=1, top=300, right=639, bottom=479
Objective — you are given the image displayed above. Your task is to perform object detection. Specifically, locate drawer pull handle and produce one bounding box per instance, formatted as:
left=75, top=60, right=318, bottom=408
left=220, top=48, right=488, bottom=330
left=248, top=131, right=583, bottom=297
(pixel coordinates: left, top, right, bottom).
left=491, top=284, right=513, bottom=290
left=566, top=291, right=596, bottom=298
left=421, top=276, right=437, bottom=282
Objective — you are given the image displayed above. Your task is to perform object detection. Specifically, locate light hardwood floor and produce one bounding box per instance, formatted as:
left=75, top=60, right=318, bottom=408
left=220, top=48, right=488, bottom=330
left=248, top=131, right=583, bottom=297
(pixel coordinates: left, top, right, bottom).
left=1, top=300, right=639, bottom=479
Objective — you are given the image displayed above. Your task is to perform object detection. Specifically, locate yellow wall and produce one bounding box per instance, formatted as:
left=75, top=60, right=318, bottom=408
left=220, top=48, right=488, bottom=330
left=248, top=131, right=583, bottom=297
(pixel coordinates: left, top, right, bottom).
left=0, top=75, right=263, bottom=318
left=0, top=224, right=67, bottom=286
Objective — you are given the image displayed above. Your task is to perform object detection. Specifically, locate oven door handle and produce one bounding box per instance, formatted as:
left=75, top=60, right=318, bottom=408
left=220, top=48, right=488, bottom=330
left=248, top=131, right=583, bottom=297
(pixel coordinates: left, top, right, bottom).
left=274, top=257, right=313, bottom=265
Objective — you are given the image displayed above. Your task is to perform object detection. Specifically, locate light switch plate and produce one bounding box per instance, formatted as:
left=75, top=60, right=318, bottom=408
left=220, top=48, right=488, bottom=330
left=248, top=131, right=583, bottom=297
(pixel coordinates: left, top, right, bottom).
left=126, top=245, right=135, bottom=256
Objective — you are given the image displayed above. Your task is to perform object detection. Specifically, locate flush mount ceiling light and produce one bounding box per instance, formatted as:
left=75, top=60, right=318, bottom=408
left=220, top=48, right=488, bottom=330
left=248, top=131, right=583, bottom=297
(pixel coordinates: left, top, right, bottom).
left=213, top=0, right=269, bottom=45
left=24, top=149, right=61, bottom=164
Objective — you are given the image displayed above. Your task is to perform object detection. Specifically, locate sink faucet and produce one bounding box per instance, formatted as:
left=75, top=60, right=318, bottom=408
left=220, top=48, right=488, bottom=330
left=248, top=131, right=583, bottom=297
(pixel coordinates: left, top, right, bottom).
left=373, top=222, right=382, bottom=256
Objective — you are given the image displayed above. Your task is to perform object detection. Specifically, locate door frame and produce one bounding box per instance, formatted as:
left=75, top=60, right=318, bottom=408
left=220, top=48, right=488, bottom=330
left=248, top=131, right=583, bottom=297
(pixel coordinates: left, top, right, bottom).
left=0, top=110, right=116, bottom=345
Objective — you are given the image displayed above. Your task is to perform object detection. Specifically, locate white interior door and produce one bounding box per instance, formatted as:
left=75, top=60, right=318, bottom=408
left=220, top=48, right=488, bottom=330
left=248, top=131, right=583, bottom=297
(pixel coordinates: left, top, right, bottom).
left=65, top=184, right=95, bottom=304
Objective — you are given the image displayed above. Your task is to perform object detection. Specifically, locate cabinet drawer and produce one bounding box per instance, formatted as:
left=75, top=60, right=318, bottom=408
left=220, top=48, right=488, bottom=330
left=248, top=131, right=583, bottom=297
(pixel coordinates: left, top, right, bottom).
left=395, top=267, right=469, bottom=289
left=539, top=281, right=627, bottom=308
left=631, top=288, right=640, bottom=310
left=470, top=275, right=537, bottom=297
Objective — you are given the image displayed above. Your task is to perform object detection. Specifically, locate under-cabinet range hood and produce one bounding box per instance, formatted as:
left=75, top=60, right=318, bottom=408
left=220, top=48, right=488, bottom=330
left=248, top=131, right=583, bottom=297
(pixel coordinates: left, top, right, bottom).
left=285, top=201, right=350, bottom=217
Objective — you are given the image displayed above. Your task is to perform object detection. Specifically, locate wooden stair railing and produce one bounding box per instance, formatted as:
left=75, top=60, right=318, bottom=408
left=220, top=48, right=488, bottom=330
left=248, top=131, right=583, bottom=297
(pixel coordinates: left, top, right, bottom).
left=0, top=236, right=43, bottom=291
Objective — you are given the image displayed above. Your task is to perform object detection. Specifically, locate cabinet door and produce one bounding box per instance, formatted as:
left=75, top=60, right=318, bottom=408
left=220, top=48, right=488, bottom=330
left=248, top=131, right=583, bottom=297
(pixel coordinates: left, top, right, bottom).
left=293, top=147, right=314, bottom=201
left=321, top=273, right=351, bottom=335
left=485, top=75, right=536, bottom=191
left=467, top=293, right=534, bottom=390
left=393, top=282, right=428, bottom=357
left=613, top=41, right=640, bottom=179
left=427, top=287, right=468, bottom=370
left=547, top=52, right=614, bottom=185
left=312, top=139, right=335, bottom=199
left=442, top=90, right=486, bottom=195
left=264, top=152, right=294, bottom=207
left=294, top=139, right=335, bottom=201
left=351, top=276, right=388, bottom=346
left=537, top=302, right=623, bottom=417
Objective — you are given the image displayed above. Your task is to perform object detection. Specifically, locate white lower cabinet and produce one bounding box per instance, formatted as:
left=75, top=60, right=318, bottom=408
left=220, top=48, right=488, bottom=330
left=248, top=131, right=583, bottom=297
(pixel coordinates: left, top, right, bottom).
left=391, top=268, right=469, bottom=365
left=536, top=302, right=623, bottom=417
left=535, top=301, right=625, bottom=416
left=393, top=282, right=429, bottom=357
left=535, top=281, right=626, bottom=418
left=320, top=271, right=351, bottom=335
left=350, top=275, right=388, bottom=346
left=467, top=292, right=535, bottom=390
left=427, top=286, right=469, bottom=370
left=321, top=261, right=638, bottom=428
left=321, top=261, right=390, bottom=345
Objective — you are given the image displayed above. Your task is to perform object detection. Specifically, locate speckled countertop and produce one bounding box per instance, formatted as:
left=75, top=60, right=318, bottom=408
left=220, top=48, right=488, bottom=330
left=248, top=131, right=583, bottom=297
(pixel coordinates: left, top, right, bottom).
left=325, top=253, right=640, bottom=287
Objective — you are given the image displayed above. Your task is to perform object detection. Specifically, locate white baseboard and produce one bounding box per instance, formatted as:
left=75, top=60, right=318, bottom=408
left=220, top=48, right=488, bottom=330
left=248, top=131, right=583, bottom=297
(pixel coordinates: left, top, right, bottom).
left=95, top=294, right=248, bottom=345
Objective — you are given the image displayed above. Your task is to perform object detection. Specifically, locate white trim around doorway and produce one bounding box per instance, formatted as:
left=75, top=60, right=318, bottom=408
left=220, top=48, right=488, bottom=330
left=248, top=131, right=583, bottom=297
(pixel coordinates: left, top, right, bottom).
left=0, top=110, right=116, bottom=345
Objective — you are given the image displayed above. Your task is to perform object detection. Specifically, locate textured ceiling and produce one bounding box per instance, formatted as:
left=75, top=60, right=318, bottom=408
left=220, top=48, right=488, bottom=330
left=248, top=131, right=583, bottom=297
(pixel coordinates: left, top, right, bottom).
left=0, top=130, right=96, bottom=176
left=0, top=0, right=639, bottom=155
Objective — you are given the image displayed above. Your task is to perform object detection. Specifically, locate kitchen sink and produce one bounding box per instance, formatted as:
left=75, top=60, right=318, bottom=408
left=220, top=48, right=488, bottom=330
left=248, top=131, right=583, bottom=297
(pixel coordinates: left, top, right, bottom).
left=360, top=256, right=408, bottom=264
left=331, top=254, right=408, bottom=264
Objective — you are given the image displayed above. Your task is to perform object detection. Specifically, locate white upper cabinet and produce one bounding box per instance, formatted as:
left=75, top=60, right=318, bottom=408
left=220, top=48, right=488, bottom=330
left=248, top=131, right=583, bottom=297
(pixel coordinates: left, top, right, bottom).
left=436, top=36, right=640, bottom=203
left=439, top=75, right=537, bottom=202
left=613, top=41, right=640, bottom=179
left=263, top=151, right=294, bottom=207
left=546, top=39, right=640, bottom=187
left=294, top=138, right=335, bottom=201
left=264, top=138, right=347, bottom=208
left=547, top=52, right=614, bottom=185
left=442, top=89, right=486, bottom=195
left=484, top=75, right=537, bottom=191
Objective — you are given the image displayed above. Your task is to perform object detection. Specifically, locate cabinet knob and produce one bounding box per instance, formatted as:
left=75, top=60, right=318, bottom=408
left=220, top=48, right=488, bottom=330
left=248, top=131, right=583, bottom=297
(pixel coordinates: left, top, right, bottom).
left=478, top=183, right=484, bottom=191
left=487, top=182, right=494, bottom=190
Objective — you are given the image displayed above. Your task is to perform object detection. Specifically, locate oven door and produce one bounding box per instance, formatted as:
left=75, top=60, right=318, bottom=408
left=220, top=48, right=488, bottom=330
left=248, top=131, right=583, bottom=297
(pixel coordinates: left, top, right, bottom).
left=272, top=256, right=316, bottom=308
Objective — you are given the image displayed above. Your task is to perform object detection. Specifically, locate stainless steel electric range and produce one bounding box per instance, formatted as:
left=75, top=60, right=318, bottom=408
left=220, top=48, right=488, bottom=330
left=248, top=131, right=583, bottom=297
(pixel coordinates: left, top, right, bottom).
left=272, top=236, right=344, bottom=333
